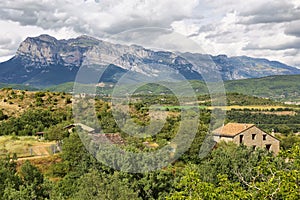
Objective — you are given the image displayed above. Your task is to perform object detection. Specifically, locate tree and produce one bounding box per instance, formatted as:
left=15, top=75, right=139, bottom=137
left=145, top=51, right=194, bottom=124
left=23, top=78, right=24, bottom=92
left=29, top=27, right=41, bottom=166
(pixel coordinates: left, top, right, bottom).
left=168, top=164, right=250, bottom=199
left=45, top=123, right=69, bottom=142
left=73, top=169, right=140, bottom=200
left=246, top=148, right=300, bottom=199
left=0, top=157, right=21, bottom=197
left=3, top=184, right=37, bottom=200
left=19, top=161, right=49, bottom=199
left=197, top=142, right=272, bottom=185
left=280, top=135, right=300, bottom=150
left=0, top=110, right=8, bottom=120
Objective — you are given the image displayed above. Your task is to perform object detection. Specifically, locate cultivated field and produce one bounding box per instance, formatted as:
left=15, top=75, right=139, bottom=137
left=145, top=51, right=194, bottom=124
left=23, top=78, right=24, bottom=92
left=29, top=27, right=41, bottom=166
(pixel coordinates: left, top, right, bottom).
left=0, top=136, right=56, bottom=159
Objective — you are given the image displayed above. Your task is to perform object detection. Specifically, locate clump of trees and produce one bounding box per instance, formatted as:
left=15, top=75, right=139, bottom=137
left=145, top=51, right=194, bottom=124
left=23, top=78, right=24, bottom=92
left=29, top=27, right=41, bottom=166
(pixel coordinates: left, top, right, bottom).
left=226, top=109, right=300, bottom=134
left=0, top=158, right=50, bottom=200
left=0, top=108, right=72, bottom=136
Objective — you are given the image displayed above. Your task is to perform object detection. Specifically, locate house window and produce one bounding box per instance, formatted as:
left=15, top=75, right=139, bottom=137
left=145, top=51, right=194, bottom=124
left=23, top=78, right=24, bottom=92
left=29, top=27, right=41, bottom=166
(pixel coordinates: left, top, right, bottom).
left=252, top=134, right=256, bottom=140
left=252, top=145, right=256, bottom=150
left=263, top=135, right=267, bottom=141
left=239, top=135, right=244, bottom=144
left=266, top=144, right=272, bottom=151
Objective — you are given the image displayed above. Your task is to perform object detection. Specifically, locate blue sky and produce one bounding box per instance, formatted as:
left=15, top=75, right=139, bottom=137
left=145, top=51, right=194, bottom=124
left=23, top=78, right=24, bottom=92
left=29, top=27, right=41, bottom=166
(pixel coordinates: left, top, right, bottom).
left=0, top=0, right=300, bottom=67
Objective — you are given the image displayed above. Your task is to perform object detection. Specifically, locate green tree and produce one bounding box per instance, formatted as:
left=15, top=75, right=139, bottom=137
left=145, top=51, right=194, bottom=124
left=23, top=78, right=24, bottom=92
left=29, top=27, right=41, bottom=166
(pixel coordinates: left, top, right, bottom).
left=19, top=161, right=50, bottom=199
left=168, top=164, right=250, bottom=199
left=45, top=123, right=70, bottom=142
left=0, top=110, right=8, bottom=120
left=73, top=169, right=140, bottom=200
left=0, top=157, right=21, bottom=197
left=3, top=184, right=37, bottom=200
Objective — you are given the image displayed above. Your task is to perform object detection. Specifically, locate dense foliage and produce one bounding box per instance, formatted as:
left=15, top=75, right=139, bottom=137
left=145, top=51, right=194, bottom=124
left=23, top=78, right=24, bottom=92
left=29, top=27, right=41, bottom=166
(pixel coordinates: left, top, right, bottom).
left=0, top=89, right=299, bottom=199
left=227, top=109, right=300, bottom=134
left=1, top=138, right=300, bottom=199
left=0, top=108, right=72, bottom=136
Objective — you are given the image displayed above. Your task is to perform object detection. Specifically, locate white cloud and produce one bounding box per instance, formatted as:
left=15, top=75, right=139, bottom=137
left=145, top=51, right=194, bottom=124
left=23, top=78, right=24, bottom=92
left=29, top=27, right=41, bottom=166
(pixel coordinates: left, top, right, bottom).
left=0, top=0, right=200, bottom=62
left=0, top=0, right=299, bottom=67
left=170, top=0, right=300, bottom=67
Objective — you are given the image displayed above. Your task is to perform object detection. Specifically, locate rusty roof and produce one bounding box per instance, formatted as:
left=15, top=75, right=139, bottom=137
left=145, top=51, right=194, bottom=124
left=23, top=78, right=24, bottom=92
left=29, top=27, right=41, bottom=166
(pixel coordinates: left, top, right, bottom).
left=213, top=123, right=255, bottom=137
left=90, top=133, right=125, bottom=145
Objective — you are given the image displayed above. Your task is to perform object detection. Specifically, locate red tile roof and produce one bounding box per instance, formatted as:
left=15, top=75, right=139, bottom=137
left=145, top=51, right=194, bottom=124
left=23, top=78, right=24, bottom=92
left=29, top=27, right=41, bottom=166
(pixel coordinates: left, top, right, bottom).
left=213, top=123, right=255, bottom=137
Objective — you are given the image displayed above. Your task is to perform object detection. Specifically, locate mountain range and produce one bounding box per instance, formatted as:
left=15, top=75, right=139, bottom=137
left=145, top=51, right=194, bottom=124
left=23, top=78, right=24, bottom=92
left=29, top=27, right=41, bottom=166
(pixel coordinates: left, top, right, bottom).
left=0, top=34, right=300, bottom=88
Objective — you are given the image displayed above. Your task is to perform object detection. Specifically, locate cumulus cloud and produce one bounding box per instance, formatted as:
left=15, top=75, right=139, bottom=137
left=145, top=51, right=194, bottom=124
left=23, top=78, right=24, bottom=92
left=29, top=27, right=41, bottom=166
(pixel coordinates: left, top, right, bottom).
left=0, top=0, right=201, bottom=61
left=0, top=0, right=199, bottom=35
left=244, top=39, right=300, bottom=51
left=238, top=1, right=300, bottom=24
left=0, top=0, right=300, bottom=67
left=285, top=20, right=300, bottom=37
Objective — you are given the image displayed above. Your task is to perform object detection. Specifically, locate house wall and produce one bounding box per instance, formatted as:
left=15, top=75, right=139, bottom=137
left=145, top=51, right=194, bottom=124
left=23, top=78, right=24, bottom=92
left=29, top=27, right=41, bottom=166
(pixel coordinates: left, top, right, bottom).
left=232, top=126, right=280, bottom=155
left=214, top=135, right=234, bottom=143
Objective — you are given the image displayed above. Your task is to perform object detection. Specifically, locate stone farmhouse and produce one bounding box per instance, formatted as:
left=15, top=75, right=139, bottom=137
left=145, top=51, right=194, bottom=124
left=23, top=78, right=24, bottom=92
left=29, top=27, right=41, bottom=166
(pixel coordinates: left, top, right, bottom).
left=212, top=123, right=280, bottom=155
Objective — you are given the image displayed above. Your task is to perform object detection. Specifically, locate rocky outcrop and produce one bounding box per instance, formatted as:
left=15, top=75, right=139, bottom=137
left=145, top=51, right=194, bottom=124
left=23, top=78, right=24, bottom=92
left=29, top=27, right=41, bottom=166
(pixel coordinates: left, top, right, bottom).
left=0, top=34, right=299, bottom=87
left=16, top=34, right=90, bottom=67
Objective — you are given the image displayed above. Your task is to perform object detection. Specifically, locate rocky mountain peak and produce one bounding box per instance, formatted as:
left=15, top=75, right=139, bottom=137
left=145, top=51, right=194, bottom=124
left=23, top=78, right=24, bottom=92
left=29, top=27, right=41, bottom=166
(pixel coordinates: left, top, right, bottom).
left=16, top=34, right=89, bottom=67
left=1, top=34, right=300, bottom=87
left=34, top=34, right=58, bottom=43
left=16, top=35, right=60, bottom=66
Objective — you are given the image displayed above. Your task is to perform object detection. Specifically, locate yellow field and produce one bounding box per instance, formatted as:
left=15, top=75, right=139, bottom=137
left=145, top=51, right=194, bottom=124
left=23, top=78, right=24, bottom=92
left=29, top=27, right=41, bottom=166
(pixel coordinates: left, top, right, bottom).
left=208, top=105, right=294, bottom=111
left=0, top=136, right=56, bottom=158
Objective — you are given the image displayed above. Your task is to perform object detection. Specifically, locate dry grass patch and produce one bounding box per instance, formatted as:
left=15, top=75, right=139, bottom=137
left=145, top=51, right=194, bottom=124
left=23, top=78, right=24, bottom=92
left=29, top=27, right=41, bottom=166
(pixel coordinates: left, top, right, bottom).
left=0, top=89, right=72, bottom=117
left=16, top=154, right=62, bottom=177
left=0, top=136, right=56, bottom=158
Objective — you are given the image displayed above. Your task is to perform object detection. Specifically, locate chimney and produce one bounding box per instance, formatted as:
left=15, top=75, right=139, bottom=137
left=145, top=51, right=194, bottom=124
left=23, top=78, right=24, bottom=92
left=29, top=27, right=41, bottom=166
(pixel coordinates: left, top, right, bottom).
left=271, top=129, right=275, bottom=137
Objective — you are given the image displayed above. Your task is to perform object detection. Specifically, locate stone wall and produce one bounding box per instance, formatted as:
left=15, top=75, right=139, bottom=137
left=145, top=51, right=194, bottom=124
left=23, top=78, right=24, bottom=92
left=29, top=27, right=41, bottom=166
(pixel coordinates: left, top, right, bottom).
left=232, top=126, right=280, bottom=155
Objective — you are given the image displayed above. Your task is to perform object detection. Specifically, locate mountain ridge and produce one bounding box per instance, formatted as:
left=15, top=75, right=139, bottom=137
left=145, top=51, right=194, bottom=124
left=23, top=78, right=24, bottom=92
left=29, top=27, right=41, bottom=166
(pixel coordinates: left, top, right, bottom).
left=0, top=34, right=299, bottom=87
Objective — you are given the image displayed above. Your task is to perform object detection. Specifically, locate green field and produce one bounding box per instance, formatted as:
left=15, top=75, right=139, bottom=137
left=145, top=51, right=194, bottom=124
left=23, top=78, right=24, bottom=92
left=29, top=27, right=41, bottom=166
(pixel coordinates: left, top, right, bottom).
left=154, top=105, right=294, bottom=111
left=155, top=105, right=207, bottom=110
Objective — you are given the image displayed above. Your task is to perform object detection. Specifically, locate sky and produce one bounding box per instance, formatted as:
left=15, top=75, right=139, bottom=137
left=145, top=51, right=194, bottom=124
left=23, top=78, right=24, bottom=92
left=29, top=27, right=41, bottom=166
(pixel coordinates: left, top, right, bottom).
left=0, top=0, right=300, bottom=67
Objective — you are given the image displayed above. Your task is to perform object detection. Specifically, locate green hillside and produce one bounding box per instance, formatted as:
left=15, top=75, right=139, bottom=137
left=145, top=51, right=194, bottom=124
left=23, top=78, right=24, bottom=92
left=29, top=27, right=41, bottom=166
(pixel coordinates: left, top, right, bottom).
left=46, top=82, right=75, bottom=93
left=0, top=83, right=38, bottom=91
left=225, top=75, right=300, bottom=101
left=45, top=75, right=300, bottom=102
